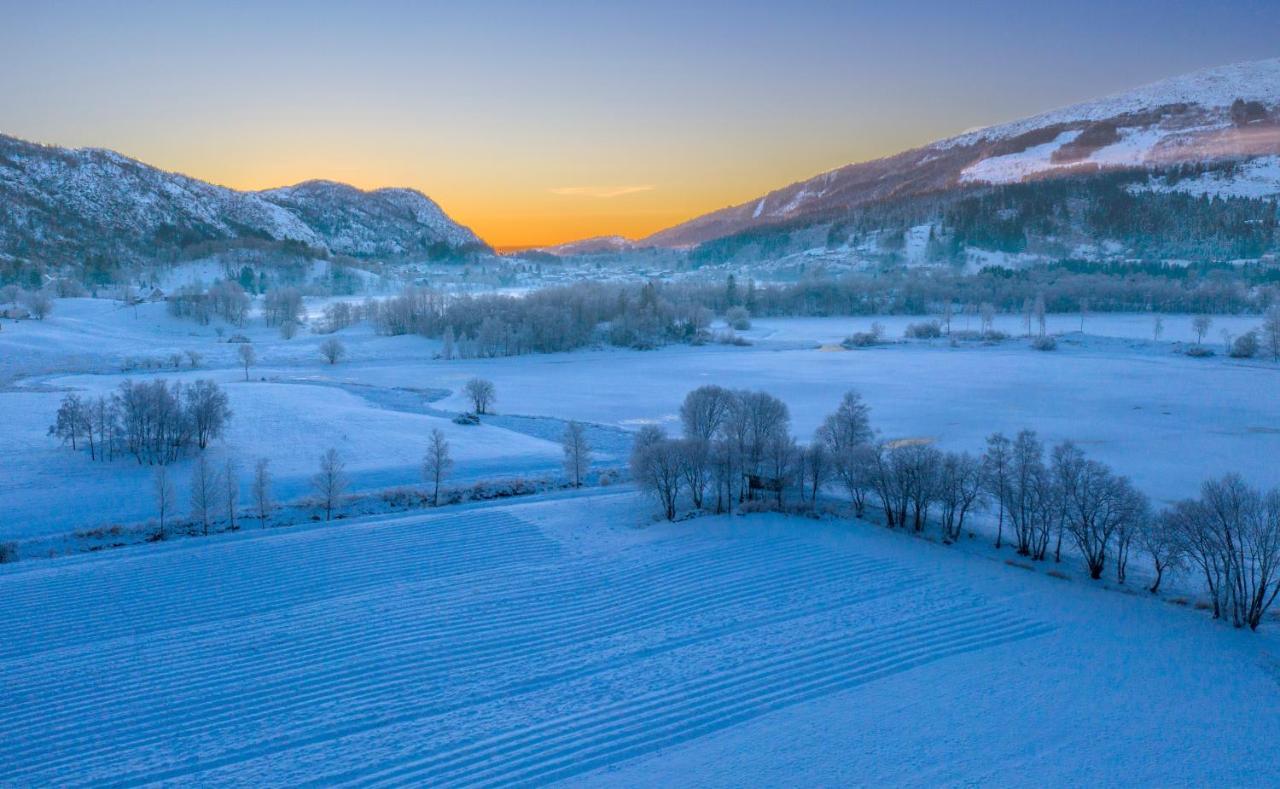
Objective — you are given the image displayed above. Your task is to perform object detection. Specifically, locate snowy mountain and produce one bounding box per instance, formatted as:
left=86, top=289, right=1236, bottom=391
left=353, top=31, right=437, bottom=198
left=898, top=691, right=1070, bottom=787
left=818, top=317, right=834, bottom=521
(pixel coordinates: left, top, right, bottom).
left=536, top=235, right=642, bottom=256
left=646, top=58, right=1280, bottom=248
left=0, top=133, right=486, bottom=268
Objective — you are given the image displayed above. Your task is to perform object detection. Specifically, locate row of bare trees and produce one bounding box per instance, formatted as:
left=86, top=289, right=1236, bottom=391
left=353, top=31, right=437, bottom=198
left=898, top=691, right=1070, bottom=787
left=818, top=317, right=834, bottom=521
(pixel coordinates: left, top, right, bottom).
left=633, top=385, right=1280, bottom=630
left=154, top=455, right=274, bottom=540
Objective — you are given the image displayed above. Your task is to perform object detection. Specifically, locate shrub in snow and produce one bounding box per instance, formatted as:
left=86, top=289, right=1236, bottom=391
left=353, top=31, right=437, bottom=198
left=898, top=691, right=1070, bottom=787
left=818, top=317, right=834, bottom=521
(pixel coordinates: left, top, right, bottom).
left=714, top=331, right=751, bottom=346
left=904, top=321, right=943, bottom=339
left=1031, top=336, right=1057, bottom=351
left=452, top=412, right=481, bottom=425
left=725, top=306, right=752, bottom=330
left=1229, top=330, right=1258, bottom=358
left=1185, top=345, right=1215, bottom=358
left=0, top=542, right=17, bottom=564
left=842, top=329, right=883, bottom=348
left=226, top=333, right=251, bottom=343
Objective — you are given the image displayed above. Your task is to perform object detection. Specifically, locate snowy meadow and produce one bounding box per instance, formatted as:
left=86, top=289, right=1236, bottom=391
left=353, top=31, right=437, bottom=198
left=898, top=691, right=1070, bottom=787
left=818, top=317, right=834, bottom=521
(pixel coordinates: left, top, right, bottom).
left=3, top=293, right=1280, bottom=785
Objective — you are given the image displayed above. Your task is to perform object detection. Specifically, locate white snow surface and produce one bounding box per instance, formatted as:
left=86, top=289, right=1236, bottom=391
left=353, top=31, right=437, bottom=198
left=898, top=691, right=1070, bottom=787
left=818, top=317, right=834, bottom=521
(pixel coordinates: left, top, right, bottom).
left=2, top=491, right=1278, bottom=785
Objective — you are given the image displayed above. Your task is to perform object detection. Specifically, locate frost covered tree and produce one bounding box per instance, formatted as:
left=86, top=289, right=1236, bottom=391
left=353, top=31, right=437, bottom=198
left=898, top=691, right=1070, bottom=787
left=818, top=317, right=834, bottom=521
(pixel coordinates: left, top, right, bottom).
left=464, top=378, right=495, bottom=414
left=319, top=337, right=346, bottom=365
left=734, top=391, right=790, bottom=498
left=313, top=448, right=347, bottom=521
left=1261, top=305, right=1280, bottom=362
left=441, top=326, right=456, bottom=360
left=49, top=393, right=88, bottom=452
left=223, top=457, right=240, bottom=531
left=679, top=385, right=736, bottom=443
left=1152, top=313, right=1164, bottom=342
left=801, top=443, right=831, bottom=505
left=633, top=438, right=684, bottom=520
left=561, top=421, right=591, bottom=488
left=238, top=344, right=256, bottom=381
left=1139, top=511, right=1184, bottom=593
left=190, top=452, right=219, bottom=536
left=1169, top=476, right=1280, bottom=629
left=677, top=438, right=711, bottom=509
left=982, top=433, right=1013, bottom=548
left=979, top=302, right=996, bottom=335
left=938, top=452, right=984, bottom=542
left=153, top=465, right=176, bottom=540
left=1192, top=314, right=1212, bottom=346
left=186, top=379, right=231, bottom=450
left=422, top=428, right=452, bottom=505
left=1003, top=430, right=1049, bottom=557
left=762, top=433, right=800, bottom=507
left=818, top=391, right=876, bottom=517
left=252, top=458, right=273, bottom=528
left=1054, top=443, right=1147, bottom=580
left=22, top=289, right=52, bottom=320
left=896, top=443, right=942, bottom=531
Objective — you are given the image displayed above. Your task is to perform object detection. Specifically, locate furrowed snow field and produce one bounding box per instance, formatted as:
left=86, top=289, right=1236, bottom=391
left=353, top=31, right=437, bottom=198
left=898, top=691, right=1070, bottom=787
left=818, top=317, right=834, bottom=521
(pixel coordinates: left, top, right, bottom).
left=2, top=299, right=1280, bottom=541
left=3, top=491, right=1278, bottom=786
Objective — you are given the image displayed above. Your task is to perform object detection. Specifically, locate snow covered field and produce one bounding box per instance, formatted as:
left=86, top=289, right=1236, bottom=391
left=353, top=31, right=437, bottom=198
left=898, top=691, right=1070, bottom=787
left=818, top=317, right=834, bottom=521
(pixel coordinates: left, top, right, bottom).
left=3, top=490, right=1278, bottom=786
left=2, top=300, right=1279, bottom=541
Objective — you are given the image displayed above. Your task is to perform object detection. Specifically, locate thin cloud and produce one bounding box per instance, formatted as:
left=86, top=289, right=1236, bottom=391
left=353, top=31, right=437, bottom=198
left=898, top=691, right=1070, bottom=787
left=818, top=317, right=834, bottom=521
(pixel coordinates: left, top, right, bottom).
left=549, top=185, right=655, bottom=198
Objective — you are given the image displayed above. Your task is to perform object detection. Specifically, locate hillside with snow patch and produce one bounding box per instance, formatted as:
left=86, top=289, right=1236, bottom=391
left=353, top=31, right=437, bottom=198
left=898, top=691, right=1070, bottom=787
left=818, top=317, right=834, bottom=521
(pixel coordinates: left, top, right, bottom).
left=646, top=58, right=1280, bottom=248
left=0, top=134, right=486, bottom=268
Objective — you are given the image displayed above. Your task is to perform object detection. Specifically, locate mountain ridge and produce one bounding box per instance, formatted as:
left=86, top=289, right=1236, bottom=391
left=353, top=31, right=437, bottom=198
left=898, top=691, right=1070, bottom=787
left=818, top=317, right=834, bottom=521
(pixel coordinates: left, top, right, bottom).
left=0, top=133, right=486, bottom=269
left=642, top=58, right=1280, bottom=249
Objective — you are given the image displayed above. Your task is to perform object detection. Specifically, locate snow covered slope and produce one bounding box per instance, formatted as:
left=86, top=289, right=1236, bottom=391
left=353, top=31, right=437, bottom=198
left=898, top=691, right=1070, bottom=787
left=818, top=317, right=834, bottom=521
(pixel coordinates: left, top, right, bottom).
left=2, top=491, right=1277, bottom=785
left=537, top=235, right=641, bottom=256
left=0, top=134, right=485, bottom=266
left=646, top=58, right=1280, bottom=247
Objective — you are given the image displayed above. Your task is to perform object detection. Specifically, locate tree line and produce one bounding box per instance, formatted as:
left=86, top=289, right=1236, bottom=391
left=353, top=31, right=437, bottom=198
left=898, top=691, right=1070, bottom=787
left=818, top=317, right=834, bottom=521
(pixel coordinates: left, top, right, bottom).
left=633, top=385, right=1280, bottom=631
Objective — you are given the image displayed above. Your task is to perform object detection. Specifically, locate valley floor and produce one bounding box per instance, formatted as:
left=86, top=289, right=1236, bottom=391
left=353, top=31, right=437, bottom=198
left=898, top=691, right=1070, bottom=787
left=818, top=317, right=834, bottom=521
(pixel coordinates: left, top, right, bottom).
left=3, top=300, right=1280, bottom=543
left=2, top=490, right=1277, bottom=786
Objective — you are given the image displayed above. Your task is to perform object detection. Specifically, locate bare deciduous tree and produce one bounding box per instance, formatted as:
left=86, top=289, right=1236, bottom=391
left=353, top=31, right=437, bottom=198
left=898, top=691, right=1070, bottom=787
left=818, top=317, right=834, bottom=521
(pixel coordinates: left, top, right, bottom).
left=1054, top=442, right=1147, bottom=580
left=1192, top=314, right=1212, bottom=346
left=223, top=457, right=240, bottom=531
left=982, top=432, right=1013, bottom=549
left=679, top=385, right=736, bottom=443
left=801, top=443, right=831, bottom=505
left=464, top=378, right=495, bottom=415
left=561, top=421, right=591, bottom=488
left=319, top=337, right=346, bottom=365
left=1261, top=304, right=1280, bottom=362
left=313, top=448, right=347, bottom=521
left=186, top=379, right=231, bottom=450
left=1138, top=511, right=1184, bottom=593
left=153, top=465, right=176, bottom=540
left=190, top=452, right=220, bottom=536
left=676, top=438, right=711, bottom=509
left=252, top=458, right=273, bottom=528
left=633, top=438, right=684, bottom=520
left=238, top=344, right=256, bottom=381
left=1171, top=475, right=1280, bottom=630
left=938, top=451, right=984, bottom=542
left=422, top=428, right=453, bottom=505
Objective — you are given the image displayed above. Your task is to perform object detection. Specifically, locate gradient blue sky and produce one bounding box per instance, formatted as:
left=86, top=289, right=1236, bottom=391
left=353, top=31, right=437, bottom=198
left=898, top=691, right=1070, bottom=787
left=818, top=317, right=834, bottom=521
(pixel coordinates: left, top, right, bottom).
left=2, top=0, right=1277, bottom=245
